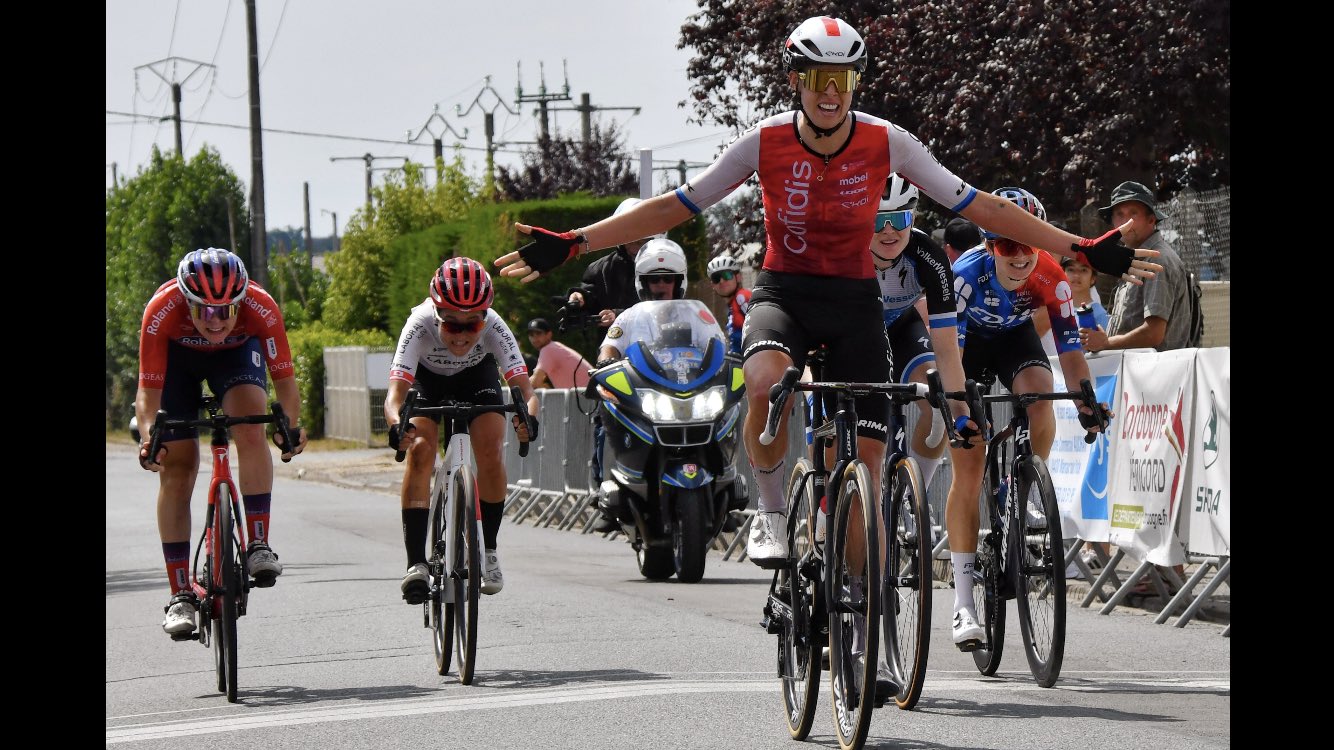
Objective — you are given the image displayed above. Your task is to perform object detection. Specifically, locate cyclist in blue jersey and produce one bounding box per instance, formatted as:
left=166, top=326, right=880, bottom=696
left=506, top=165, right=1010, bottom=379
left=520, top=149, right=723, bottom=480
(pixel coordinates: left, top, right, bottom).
left=944, top=187, right=1109, bottom=649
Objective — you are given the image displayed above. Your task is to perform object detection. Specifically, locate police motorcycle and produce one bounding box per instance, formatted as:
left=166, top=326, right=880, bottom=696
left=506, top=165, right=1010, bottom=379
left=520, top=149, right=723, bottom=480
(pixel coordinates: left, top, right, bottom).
left=585, top=242, right=749, bottom=582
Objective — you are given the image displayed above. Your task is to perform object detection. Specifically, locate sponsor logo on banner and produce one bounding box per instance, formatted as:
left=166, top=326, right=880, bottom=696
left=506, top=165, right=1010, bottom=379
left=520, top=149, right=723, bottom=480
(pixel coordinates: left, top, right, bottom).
left=1202, top=391, right=1220, bottom=469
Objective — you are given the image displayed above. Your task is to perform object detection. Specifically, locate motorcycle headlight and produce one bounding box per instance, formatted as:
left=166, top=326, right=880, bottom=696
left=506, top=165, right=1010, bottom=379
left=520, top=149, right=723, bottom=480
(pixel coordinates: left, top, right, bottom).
left=635, top=386, right=727, bottom=423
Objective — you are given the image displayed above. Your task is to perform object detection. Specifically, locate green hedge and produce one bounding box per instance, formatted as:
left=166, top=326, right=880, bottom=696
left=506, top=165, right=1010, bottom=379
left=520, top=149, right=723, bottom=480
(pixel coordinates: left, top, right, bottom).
left=385, top=193, right=710, bottom=341
left=283, top=322, right=394, bottom=437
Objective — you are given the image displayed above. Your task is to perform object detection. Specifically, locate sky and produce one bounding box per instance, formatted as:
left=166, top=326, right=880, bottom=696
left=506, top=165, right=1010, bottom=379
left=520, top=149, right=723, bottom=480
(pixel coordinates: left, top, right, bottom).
left=105, top=0, right=739, bottom=238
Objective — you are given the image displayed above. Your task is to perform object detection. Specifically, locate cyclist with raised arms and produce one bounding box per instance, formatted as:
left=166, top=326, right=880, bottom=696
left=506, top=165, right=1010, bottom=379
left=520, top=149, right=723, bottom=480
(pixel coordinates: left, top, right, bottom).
left=707, top=253, right=752, bottom=356
left=137, top=248, right=308, bottom=637
left=944, top=187, right=1108, bottom=649
left=384, top=258, right=539, bottom=602
left=868, top=174, right=967, bottom=493
left=495, top=14, right=1156, bottom=577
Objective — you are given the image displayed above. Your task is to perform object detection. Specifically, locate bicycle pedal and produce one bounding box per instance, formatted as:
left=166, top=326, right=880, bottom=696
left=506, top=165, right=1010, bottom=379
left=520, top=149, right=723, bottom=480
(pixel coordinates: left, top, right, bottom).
left=955, top=638, right=982, bottom=653
left=169, top=631, right=199, bottom=642
left=251, top=574, right=277, bottom=589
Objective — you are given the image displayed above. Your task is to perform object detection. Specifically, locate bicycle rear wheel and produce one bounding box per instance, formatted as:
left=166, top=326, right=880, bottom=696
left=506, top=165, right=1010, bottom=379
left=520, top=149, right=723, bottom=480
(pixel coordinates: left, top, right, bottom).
left=827, top=460, right=880, bottom=750
left=429, top=470, right=453, bottom=676
left=449, top=465, right=481, bottom=685
left=971, top=473, right=1007, bottom=676
left=777, top=459, right=821, bottom=740
left=1013, top=457, right=1066, bottom=688
left=214, top=484, right=241, bottom=703
left=882, top=457, right=930, bottom=710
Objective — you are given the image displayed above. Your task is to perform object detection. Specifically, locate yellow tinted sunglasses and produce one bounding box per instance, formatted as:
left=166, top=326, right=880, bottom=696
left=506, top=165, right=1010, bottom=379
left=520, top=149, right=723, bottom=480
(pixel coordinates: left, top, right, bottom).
left=797, top=68, right=861, bottom=94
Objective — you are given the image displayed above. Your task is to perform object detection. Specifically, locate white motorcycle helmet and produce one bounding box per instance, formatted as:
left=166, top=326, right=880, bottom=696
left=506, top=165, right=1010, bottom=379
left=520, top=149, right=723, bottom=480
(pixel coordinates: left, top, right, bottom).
left=635, top=238, right=689, bottom=301
left=613, top=197, right=667, bottom=248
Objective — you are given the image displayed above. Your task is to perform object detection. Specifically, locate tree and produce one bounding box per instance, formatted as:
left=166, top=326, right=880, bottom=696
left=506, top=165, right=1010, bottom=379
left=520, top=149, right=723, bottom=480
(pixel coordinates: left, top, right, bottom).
left=702, top=182, right=766, bottom=264
left=324, top=154, right=481, bottom=332
left=496, top=123, right=640, bottom=201
left=105, top=145, right=251, bottom=427
left=267, top=247, right=329, bottom=329
left=678, top=0, right=1230, bottom=218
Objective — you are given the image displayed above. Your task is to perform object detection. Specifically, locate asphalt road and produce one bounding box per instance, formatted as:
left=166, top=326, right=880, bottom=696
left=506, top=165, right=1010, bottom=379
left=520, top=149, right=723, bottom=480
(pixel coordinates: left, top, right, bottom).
left=106, top=443, right=1229, bottom=749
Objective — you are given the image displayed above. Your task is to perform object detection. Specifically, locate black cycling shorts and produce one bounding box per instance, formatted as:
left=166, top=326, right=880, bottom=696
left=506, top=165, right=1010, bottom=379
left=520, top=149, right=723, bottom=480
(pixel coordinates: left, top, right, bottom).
left=409, top=355, right=504, bottom=424
left=887, top=306, right=934, bottom=384
left=961, top=323, right=1051, bottom=392
left=742, top=271, right=891, bottom=442
left=160, top=338, right=268, bottom=442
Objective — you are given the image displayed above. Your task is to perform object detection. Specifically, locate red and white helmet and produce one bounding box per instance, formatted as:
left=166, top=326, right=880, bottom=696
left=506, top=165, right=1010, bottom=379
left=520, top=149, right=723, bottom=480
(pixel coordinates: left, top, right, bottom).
left=430, top=257, right=494, bottom=312
left=176, top=248, right=249, bottom=306
left=785, top=16, right=868, bottom=72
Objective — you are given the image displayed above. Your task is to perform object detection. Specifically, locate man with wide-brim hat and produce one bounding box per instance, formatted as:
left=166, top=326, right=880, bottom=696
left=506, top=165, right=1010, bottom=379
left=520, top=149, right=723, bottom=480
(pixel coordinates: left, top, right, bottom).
left=1082, top=181, right=1191, bottom=353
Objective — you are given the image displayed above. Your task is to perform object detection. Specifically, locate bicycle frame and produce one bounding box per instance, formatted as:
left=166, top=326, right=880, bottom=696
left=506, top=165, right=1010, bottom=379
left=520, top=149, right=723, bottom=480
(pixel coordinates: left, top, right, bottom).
left=189, top=422, right=250, bottom=623
left=435, top=418, right=481, bottom=603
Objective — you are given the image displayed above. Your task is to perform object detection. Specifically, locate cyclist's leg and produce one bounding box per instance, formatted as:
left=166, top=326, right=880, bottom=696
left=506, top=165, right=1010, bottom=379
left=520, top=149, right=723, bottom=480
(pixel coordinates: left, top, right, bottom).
left=994, top=325, right=1055, bottom=459
left=396, top=373, right=442, bottom=602
left=154, top=347, right=205, bottom=632
left=945, top=336, right=988, bottom=643
left=460, top=358, right=507, bottom=593
left=892, top=310, right=947, bottom=490
left=739, top=298, right=807, bottom=565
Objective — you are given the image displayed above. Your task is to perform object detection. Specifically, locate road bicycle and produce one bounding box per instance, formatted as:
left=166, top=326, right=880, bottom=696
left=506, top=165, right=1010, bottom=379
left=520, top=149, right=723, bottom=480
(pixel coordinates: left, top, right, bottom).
left=394, top=387, right=532, bottom=684
left=141, top=397, right=296, bottom=703
left=760, top=362, right=934, bottom=750
left=937, top=375, right=1108, bottom=688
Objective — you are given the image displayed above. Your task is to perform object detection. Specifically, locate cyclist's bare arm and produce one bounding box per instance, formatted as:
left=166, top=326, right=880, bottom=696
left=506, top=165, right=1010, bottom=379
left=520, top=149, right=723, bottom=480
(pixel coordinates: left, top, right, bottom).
left=504, top=372, right=541, bottom=441
left=272, top=375, right=308, bottom=456
left=960, top=193, right=1162, bottom=284
left=926, top=326, right=970, bottom=422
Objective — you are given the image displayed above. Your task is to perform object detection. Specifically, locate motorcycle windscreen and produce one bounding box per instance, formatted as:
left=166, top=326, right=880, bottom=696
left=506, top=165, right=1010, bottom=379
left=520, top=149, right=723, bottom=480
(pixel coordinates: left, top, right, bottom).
left=620, top=300, right=727, bottom=390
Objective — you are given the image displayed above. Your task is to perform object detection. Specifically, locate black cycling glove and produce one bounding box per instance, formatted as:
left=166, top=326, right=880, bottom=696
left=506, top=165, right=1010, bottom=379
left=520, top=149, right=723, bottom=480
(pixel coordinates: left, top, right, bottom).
left=1072, top=229, right=1134, bottom=278
left=513, top=414, right=539, bottom=442
left=388, top=423, right=408, bottom=450
left=1077, top=409, right=1108, bottom=432
left=517, top=227, right=586, bottom=274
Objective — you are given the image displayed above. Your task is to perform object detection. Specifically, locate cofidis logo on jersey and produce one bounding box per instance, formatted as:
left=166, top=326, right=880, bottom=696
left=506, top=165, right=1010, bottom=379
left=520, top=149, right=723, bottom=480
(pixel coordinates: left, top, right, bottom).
left=780, top=161, right=813, bottom=254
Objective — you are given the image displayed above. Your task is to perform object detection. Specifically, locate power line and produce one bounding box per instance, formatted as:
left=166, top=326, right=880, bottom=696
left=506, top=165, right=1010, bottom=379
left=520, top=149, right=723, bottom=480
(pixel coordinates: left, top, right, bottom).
left=166, top=0, right=183, bottom=59
left=259, top=0, right=291, bottom=72
left=106, top=110, right=527, bottom=154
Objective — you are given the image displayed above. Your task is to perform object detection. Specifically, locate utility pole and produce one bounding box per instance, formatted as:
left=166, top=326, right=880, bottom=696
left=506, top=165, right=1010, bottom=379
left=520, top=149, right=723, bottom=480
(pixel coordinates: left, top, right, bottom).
left=653, top=158, right=710, bottom=189
left=302, top=182, right=313, bottom=268
left=133, top=57, right=213, bottom=158
left=330, top=153, right=409, bottom=210
left=407, top=105, right=468, bottom=183
left=456, top=76, right=520, bottom=198
left=515, top=60, right=571, bottom=140
left=245, top=0, right=269, bottom=287
left=551, top=93, right=640, bottom=144
left=108, top=163, right=118, bottom=189
left=321, top=209, right=338, bottom=252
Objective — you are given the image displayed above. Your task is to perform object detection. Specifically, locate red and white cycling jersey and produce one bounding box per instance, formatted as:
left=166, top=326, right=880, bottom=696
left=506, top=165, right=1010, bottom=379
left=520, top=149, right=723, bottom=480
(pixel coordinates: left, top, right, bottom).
left=389, top=303, right=527, bottom=384
left=138, top=280, right=294, bottom=388
left=675, top=111, right=977, bottom=279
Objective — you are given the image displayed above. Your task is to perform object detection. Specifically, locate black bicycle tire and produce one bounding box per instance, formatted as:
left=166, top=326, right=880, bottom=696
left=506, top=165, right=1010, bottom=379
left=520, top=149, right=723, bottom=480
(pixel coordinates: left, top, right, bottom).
left=828, top=460, right=880, bottom=750
left=453, top=465, right=481, bottom=685
left=883, top=457, right=931, bottom=710
left=1013, top=456, right=1066, bottom=688
left=971, top=467, right=1007, bottom=676
left=217, top=484, right=240, bottom=703
left=779, top=458, right=821, bottom=740
left=430, top=468, right=453, bottom=676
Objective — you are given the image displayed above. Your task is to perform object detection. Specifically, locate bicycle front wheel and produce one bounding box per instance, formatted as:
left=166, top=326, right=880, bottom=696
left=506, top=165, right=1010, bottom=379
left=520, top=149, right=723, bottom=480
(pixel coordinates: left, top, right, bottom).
left=882, top=457, right=931, bottom=710
left=971, top=471, right=1007, bottom=676
left=1012, top=457, right=1066, bottom=688
left=778, top=459, right=821, bottom=740
left=430, top=471, right=453, bottom=676
left=214, top=484, right=241, bottom=703
left=449, top=465, right=482, bottom=685
left=827, top=460, right=880, bottom=750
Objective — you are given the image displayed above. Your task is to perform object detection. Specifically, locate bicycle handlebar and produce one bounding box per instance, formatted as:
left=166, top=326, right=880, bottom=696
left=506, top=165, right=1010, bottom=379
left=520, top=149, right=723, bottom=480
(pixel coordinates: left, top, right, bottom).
left=394, top=387, right=533, bottom=462
left=147, top=401, right=296, bottom=465
left=971, top=378, right=1111, bottom=445
left=928, top=369, right=989, bottom=449
left=760, top=368, right=932, bottom=446
left=760, top=367, right=802, bottom=446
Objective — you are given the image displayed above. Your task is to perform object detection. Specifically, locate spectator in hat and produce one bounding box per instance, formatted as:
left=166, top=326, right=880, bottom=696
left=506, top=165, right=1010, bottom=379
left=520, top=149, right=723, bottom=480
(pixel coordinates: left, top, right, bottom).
left=526, top=318, right=592, bottom=389
left=1081, top=181, right=1192, bottom=353
left=942, top=217, right=983, bottom=265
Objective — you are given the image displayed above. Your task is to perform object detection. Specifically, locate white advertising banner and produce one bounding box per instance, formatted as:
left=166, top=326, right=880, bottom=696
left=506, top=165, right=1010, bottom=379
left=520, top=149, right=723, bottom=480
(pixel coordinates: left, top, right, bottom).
left=1046, top=351, right=1126, bottom=543
left=1107, top=349, right=1196, bottom=566
left=1184, top=348, right=1230, bottom=556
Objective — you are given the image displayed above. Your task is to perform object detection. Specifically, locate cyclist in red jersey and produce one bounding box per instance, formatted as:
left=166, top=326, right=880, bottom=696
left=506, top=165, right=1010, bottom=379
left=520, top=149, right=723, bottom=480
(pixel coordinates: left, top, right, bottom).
left=494, top=14, right=1158, bottom=564
left=136, top=248, right=307, bottom=637
left=707, top=253, right=751, bottom=356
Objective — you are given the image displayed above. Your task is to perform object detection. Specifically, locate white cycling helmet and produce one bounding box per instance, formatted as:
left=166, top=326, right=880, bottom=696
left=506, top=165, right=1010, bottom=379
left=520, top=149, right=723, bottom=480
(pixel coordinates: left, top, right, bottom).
left=635, top=238, right=688, bottom=301
left=613, top=197, right=667, bottom=245
left=785, top=16, right=868, bottom=72
left=879, top=173, right=919, bottom=212
left=706, top=254, right=741, bottom=277
left=982, top=187, right=1047, bottom=239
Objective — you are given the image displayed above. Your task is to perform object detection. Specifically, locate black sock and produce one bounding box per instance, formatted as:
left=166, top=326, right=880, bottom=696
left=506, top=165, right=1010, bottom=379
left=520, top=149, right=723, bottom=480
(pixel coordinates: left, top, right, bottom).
left=402, top=508, right=429, bottom=566
left=480, top=500, right=504, bottom=550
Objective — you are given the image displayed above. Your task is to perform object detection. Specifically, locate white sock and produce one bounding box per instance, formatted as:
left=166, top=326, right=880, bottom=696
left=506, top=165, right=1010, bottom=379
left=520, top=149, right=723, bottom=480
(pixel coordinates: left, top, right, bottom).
left=751, top=459, right=787, bottom=513
left=951, top=552, right=976, bottom=612
left=915, top=453, right=943, bottom=493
